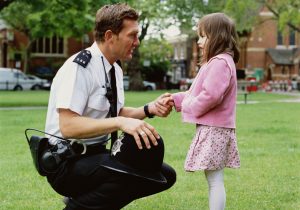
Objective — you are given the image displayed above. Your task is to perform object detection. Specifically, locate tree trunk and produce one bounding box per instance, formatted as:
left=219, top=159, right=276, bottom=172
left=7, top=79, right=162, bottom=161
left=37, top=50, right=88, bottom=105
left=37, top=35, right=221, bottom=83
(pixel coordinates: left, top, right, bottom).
left=127, top=48, right=144, bottom=90
left=23, top=40, right=31, bottom=74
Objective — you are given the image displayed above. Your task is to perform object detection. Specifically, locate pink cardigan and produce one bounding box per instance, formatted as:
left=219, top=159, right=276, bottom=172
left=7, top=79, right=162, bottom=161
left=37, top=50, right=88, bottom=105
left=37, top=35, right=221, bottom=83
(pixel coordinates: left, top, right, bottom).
left=172, top=53, right=237, bottom=129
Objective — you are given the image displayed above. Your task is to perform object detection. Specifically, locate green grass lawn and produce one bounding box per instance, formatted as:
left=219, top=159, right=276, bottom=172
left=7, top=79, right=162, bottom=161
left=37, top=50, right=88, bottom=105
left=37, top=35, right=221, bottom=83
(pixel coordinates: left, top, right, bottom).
left=0, top=91, right=299, bottom=210
left=0, top=90, right=50, bottom=107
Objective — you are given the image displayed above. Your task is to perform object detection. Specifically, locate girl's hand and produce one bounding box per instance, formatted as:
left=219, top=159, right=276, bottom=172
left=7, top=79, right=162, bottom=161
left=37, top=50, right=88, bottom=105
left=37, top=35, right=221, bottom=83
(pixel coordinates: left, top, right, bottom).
left=149, top=93, right=173, bottom=117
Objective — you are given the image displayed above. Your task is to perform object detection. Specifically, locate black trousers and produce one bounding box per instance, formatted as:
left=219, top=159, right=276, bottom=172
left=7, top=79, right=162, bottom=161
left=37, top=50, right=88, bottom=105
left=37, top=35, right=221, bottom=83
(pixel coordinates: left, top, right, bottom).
left=47, top=150, right=176, bottom=210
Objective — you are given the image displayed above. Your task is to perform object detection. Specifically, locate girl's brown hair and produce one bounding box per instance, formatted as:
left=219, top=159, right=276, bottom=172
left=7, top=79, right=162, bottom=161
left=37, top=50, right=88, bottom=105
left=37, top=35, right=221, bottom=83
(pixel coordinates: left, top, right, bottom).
left=198, top=13, right=240, bottom=64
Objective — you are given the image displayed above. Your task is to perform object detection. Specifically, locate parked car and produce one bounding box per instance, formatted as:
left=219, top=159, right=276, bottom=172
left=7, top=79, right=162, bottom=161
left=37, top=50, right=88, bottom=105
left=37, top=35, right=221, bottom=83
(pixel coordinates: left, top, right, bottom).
left=27, top=74, right=51, bottom=90
left=0, top=67, right=50, bottom=90
left=33, top=66, right=55, bottom=80
left=143, top=80, right=156, bottom=90
left=123, top=76, right=156, bottom=91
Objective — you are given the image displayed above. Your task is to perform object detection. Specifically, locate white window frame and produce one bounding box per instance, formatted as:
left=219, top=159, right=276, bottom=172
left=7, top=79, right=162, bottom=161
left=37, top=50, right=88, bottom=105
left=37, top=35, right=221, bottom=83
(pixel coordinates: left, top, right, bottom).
left=276, top=27, right=298, bottom=49
left=31, top=36, right=67, bottom=57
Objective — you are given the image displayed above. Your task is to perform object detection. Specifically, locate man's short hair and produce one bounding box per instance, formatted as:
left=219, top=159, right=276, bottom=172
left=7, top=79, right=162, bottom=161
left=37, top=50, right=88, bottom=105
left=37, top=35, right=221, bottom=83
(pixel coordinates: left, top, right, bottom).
left=94, top=3, right=139, bottom=42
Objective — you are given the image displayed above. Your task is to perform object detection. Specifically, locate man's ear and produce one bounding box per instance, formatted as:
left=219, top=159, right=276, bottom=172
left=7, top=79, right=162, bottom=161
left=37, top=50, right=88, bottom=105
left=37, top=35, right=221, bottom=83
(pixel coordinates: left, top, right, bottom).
left=104, top=30, right=113, bottom=42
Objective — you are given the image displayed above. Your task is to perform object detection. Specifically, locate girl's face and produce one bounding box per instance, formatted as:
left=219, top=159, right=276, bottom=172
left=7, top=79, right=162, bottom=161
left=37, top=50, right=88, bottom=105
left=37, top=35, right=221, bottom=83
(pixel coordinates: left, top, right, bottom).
left=197, top=35, right=207, bottom=49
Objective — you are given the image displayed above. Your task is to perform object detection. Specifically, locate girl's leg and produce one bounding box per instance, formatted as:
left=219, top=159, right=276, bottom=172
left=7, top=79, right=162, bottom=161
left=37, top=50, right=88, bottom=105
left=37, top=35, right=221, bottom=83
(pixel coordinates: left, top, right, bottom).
left=204, top=169, right=226, bottom=210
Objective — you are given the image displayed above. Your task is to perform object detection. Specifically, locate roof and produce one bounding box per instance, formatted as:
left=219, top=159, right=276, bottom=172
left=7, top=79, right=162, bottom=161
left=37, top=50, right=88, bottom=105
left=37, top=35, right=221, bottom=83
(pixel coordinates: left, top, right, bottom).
left=267, top=48, right=300, bottom=65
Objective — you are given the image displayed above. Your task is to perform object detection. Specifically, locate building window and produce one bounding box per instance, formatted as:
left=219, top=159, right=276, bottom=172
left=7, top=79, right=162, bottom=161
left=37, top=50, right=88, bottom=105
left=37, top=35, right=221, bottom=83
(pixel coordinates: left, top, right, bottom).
left=277, top=30, right=283, bottom=45
left=31, top=36, right=65, bottom=56
left=281, top=66, right=287, bottom=75
left=289, top=29, right=295, bottom=46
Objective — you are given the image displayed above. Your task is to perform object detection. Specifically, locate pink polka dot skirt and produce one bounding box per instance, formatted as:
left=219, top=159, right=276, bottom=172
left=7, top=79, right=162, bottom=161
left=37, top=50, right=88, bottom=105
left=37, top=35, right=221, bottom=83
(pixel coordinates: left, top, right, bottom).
left=185, top=125, right=240, bottom=171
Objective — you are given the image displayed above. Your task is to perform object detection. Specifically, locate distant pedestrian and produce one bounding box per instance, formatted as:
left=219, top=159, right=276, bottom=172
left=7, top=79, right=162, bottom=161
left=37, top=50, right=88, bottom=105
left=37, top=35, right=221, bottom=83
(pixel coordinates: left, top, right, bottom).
left=162, top=13, right=241, bottom=210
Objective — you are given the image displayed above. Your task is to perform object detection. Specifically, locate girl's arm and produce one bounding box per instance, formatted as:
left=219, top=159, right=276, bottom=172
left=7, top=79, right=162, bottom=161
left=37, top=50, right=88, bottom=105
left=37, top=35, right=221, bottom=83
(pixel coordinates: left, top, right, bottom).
left=183, top=58, right=232, bottom=117
left=172, top=91, right=188, bottom=112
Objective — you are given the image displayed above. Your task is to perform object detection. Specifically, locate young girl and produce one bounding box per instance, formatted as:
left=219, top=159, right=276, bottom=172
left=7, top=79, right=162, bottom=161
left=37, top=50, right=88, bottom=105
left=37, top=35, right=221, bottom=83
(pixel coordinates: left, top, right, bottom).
left=170, top=13, right=241, bottom=210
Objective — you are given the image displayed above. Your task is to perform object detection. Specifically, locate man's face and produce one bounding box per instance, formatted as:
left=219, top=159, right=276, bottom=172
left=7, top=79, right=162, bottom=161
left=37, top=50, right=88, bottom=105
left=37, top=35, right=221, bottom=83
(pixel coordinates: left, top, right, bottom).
left=112, top=19, right=140, bottom=60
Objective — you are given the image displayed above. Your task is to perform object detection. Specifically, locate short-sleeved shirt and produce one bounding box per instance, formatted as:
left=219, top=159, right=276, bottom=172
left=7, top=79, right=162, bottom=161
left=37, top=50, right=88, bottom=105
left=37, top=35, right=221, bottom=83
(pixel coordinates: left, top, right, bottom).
left=45, top=42, right=125, bottom=145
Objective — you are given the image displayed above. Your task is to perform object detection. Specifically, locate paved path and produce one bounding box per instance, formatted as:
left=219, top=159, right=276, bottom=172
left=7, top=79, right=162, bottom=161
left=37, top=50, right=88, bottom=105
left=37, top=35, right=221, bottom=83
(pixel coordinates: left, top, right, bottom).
left=1, top=92, right=300, bottom=110
left=237, top=99, right=300, bottom=104
left=237, top=91, right=300, bottom=104
left=269, top=91, right=300, bottom=97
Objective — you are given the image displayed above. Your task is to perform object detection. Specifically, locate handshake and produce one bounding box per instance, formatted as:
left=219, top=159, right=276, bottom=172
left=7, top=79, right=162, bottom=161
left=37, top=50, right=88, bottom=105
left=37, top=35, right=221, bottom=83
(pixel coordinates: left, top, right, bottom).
left=149, top=93, right=174, bottom=118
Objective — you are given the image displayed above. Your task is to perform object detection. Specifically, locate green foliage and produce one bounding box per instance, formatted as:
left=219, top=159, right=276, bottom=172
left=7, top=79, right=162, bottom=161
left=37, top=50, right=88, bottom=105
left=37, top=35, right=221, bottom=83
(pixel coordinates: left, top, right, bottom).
left=165, top=0, right=300, bottom=37
left=140, top=38, right=173, bottom=66
left=128, top=0, right=168, bottom=24
left=165, top=0, right=226, bottom=35
left=117, top=0, right=173, bottom=89
left=0, top=0, right=95, bottom=39
left=225, top=0, right=300, bottom=34
left=270, top=0, right=300, bottom=32
left=0, top=0, right=108, bottom=72
left=139, top=38, right=173, bottom=82
left=0, top=1, right=35, bottom=35
left=48, top=1, right=94, bottom=38
left=126, top=0, right=172, bottom=41
left=224, top=0, right=262, bottom=34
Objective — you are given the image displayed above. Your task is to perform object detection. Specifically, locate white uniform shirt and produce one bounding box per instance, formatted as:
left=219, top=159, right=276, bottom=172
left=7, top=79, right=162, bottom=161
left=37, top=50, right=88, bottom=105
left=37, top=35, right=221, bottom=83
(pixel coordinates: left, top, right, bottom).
left=45, top=42, right=125, bottom=145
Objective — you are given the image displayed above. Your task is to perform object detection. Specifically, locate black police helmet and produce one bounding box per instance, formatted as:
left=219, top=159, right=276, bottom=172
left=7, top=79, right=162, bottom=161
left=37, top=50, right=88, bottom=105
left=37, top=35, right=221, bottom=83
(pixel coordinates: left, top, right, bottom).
left=100, top=133, right=166, bottom=183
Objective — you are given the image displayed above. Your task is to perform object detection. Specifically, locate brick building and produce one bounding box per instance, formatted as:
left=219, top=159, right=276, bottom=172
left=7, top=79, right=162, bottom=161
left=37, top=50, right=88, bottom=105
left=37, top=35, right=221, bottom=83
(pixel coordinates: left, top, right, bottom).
left=0, top=20, right=93, bottom=79
left=243, top=8, right=300, bottom=82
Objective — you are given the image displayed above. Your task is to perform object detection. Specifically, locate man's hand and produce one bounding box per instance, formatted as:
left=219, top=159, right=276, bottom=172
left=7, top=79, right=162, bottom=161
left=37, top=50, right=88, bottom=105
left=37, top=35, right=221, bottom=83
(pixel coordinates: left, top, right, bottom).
left=117, top=117, right=159, bottom=150
left=148, top=93, right=174, bottom=117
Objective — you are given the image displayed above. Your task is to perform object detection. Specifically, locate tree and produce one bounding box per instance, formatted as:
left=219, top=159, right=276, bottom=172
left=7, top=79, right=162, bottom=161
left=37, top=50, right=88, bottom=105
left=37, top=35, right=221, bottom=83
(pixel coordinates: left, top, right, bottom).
left=139, top=37, right=173, bottom=84
left=166, top=0, right=300, bottom=42
left=0, top=0, right=96, bottom=72
left=224, top=0, right=261, bottom=36
left=225, top=0, right=300, bottom=34
left=122, top=0, right=171, bottom=90
left=165, top=0, right=226, bottom=35
left=263, top=0, right=300, bottom=33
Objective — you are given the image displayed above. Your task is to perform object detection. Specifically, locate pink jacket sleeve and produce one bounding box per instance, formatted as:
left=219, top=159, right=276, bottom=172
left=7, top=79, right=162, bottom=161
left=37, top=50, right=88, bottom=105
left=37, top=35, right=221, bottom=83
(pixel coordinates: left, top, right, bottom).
left=182, top=58, right=232, bottom=117
left=172, top=91, right=187, bottom=112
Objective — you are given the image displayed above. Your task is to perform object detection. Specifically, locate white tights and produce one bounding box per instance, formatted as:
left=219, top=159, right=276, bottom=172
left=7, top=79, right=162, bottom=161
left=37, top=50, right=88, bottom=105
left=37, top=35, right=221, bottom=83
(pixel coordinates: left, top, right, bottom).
left=204, top=169, right=226, bottom=210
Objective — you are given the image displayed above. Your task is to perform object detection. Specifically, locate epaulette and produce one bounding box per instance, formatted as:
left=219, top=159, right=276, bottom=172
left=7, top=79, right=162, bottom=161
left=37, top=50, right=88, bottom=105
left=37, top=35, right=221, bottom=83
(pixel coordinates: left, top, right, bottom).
left=73, top=50, right=92, bottom=68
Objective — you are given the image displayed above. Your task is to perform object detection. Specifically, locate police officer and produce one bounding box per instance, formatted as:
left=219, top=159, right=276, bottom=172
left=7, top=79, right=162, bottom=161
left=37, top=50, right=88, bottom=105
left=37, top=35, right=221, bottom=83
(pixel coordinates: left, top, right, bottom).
left=45, top=3, right=176, bottom=210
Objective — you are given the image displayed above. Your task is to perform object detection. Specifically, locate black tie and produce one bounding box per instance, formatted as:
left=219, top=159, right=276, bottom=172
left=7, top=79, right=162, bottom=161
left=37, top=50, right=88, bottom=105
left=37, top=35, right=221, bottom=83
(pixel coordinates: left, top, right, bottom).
left=110, top=66, right=118, bottom=146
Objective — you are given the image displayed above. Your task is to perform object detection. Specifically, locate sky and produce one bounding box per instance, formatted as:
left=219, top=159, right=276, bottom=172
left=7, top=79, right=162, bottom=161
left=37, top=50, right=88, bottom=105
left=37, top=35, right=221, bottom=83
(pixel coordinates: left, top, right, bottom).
left=162, top=25, right=181, bottom=38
